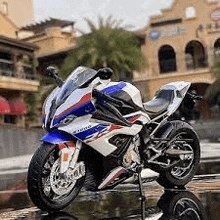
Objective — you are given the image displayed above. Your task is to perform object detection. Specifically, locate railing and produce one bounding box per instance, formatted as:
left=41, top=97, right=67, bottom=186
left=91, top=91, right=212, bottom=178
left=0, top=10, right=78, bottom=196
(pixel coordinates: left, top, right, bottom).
left=0, top=59, right=38, bottom=80
left=0, top=59, right=14, bottom=77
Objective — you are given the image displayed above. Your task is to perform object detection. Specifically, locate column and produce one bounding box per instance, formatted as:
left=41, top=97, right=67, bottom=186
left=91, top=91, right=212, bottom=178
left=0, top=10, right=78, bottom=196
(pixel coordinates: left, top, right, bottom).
left=11, top=52, right=18, bottom=77
left=176, top=49, right=186, bottom=73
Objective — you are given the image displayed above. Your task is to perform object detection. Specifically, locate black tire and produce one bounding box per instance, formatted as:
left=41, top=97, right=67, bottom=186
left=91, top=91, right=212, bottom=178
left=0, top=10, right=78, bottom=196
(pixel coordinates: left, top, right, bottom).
left=27, top=142, right=85, bottom=211
left=157, top=122, right=200, bottom=188
left=158, top=190, right=205, bottom=219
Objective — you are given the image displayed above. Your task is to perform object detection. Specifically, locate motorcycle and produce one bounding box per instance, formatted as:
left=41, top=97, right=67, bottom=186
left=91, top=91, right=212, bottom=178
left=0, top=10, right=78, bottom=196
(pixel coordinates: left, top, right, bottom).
left=27, top=66, right=201, bottom=211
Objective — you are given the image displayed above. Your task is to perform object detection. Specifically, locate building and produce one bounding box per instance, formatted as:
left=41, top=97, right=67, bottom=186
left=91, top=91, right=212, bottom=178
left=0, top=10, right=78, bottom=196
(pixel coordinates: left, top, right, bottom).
left=0, top=0, right=39, bottom=127
left=134, top=0, right=220, bottom=119
left=0, top=0, right=34, bottom=27
left=19, top=18, right=76, bottom=76
left=16, top=18, right=76, bottom=126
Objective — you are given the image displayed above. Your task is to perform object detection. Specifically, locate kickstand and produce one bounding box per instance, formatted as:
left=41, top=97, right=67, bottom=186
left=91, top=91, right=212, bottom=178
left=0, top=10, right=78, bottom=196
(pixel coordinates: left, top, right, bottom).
left=137, top=166, right=146, bottom=220
left=137, top=166, right=145, bottom=200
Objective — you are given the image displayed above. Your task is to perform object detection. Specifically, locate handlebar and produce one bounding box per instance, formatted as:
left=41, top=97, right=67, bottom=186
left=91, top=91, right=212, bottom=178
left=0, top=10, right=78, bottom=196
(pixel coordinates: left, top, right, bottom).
left=92, top=89, right=123, bottom=107
left=187, top=92, right=203, bottom=101
left=46, top=66, right=64, bottom=87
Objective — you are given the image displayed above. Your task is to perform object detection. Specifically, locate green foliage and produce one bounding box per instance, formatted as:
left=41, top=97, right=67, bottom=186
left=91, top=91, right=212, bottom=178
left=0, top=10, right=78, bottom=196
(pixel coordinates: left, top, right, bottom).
left=60, top=15, right=146, bottom=81
left=24, top=92, right=38, bottom=120
left=205, top=57, right=220, bottom=106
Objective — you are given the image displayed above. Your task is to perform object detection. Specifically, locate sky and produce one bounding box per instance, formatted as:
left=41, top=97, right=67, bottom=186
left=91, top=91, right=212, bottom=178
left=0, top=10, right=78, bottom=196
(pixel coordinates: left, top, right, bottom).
left=33, top=0, right=172, bottom=33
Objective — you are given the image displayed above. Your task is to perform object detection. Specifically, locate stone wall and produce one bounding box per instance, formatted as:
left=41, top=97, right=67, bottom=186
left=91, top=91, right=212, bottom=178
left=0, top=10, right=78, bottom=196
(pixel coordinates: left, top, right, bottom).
left=0, top=126, right=45, bottom=159
left=192, top=120, right=220, bottom=142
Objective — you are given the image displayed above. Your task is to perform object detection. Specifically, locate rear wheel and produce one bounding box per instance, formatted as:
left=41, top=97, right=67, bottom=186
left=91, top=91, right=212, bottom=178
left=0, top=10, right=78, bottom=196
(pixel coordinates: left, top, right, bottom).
left=27, top=142, right=86, bottom=211
left=157, top=124, right=200, bottom=188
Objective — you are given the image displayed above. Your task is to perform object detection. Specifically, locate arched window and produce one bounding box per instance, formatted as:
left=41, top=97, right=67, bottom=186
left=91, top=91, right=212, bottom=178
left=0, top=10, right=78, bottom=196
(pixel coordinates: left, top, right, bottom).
left=185, top=40, right=207, bottom=69
left=158, top=45, right=177, bottom=73
left=214, top=39, right=220, bottom=57
left=185, top=6, right=196, bottom=18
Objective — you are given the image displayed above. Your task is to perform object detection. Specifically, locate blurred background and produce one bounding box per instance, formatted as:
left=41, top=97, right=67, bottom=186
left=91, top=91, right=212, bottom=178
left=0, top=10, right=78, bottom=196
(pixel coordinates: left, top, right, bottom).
left=0, top=0, right=220, bottom=219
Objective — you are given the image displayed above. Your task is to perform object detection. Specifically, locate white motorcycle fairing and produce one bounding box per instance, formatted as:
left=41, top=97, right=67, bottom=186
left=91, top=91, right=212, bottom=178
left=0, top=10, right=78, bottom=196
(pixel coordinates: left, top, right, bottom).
left=29, top=66, right=201, bottom=212
left=42, top=67, right=150, bottom=156
left=41, top=66, right=191, bottom=158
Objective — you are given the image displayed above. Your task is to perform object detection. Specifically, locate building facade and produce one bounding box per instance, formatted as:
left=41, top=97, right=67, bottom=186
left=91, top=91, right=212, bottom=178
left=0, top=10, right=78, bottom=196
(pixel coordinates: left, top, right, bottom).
left=0, top=1, right=39, bottom=127
left=0, top=0, right=34, bottom=27
left=134, top=0, right=220, bottom=119
left=19, top=18, right=76, bottom=75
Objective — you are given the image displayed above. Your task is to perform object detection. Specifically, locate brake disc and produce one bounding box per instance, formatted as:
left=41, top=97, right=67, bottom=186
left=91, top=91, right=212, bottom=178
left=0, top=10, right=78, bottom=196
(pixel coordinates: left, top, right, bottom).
left=50, top=159, right=85, bottom=196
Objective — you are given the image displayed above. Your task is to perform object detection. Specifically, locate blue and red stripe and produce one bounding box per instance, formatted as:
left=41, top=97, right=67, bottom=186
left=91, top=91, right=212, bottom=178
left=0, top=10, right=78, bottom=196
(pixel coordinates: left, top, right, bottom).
left=53, top=93, right=95, bottom=125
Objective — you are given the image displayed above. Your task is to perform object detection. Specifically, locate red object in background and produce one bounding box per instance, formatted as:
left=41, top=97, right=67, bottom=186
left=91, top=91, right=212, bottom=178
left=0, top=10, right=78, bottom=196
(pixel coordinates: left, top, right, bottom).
left=0, top=96, right=10, bottom=114
left=9, top=98, right=27, bottom=114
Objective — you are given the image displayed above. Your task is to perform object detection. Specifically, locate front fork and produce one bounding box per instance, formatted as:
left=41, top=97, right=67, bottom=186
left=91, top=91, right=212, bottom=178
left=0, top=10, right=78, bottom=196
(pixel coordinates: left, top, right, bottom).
left=59, top=140, right=82, bottom=174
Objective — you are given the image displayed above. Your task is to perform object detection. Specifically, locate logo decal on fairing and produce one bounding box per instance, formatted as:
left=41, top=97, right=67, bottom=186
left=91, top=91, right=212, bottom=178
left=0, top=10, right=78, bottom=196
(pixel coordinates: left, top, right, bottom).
left=72, top=125, right=92, bottom=134
left=85, top=125, right=123, bottom=143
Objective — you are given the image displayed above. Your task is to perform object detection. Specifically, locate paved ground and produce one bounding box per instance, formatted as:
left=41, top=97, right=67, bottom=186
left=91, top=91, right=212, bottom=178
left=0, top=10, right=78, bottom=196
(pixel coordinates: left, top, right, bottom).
left=0, top=141, right=219, bottom=176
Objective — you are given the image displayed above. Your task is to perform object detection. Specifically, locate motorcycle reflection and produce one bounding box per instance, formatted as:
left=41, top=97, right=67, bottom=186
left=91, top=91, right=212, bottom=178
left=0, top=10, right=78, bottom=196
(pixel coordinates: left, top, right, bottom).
left=42, top=189, right=206, bottom=220
left=157, top=190, right=206, bottom=220
left=42, top=211, right=78, bottom=220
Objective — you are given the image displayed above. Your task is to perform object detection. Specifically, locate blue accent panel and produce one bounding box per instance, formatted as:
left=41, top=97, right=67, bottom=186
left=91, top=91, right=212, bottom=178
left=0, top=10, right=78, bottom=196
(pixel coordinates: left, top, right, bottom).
left=73, top=124, right=108, bottom=140
left=53, top=101, right=95, bottom=126
left=41, top=130, right=75, bottom=144
left=102, top=82, right=126, bottom=94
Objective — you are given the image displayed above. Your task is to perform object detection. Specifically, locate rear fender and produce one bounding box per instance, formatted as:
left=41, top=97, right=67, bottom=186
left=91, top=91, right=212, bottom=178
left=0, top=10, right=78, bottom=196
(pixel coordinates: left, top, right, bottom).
left=154, top=120, right=196, bottom=139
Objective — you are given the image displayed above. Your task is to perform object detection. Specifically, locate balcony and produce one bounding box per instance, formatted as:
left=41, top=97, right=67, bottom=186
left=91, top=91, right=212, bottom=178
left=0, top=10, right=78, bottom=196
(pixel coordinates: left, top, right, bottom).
left=0, top=59, right=39, bottom=92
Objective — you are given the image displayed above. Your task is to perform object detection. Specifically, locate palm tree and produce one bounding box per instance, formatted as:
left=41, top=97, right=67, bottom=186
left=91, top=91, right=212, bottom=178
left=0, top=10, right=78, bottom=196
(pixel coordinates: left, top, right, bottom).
left=205, top=57, right=220, bottom=108
left=60, top=15, right=146, bottom=81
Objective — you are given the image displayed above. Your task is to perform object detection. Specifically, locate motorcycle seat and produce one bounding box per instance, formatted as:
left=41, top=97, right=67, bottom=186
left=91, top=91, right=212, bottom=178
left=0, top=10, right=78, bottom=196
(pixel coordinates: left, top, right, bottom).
left=143, top=98, right=169, bottom=115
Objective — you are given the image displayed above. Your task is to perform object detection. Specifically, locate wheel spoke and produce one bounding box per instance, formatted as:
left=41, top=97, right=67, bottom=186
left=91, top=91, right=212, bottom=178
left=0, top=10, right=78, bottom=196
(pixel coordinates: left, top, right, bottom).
left=169, top=138, right=194, bottom=179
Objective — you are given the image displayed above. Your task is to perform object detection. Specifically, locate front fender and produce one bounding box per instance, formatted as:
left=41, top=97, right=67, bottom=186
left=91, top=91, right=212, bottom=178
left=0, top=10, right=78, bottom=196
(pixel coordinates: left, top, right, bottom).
left=41, top=130, right=76, bottom=144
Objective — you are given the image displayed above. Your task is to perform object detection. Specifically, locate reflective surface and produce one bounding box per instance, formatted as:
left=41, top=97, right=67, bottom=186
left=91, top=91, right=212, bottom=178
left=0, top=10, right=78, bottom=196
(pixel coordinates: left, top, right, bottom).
left=1, top=180, right=219, bottom=220
left=1, top=161, right=220, bottom=219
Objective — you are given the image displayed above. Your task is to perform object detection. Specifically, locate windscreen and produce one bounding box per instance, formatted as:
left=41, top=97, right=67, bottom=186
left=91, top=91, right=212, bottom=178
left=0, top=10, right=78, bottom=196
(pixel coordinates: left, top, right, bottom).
left=56, top=66, right=97, bottom=106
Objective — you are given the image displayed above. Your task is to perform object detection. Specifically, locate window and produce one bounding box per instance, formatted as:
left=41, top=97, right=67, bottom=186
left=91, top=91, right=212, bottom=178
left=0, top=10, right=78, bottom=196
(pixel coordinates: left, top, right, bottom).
left=4, top=115, right=16, bottom=124
left=1, top=2, right=8, bottom=15
left=158, top=45, right=177, bottom=73
left=185, top=40, right=207, bottom=69
left=214, top=39, right=220, bottom=57
left=185, top=6, right=196, bottom=18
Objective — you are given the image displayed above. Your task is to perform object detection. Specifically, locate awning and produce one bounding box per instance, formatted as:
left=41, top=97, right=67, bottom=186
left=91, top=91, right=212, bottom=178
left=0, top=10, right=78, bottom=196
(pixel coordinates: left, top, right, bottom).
left=9, top=98, right=28, bottom=114
left=0, top=96, right=10, bottom=114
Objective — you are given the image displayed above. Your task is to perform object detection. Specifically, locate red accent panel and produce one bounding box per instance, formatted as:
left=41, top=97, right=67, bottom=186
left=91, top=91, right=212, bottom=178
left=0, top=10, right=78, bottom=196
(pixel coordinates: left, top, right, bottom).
left=127, top=114, right=141, bottom=123
left=109, top=125, right=123, bottom=131
left=58, top=143, right=66, bottom=150
left=104, top=168, right=125, bottom=188
left=55, top=93, right=91, bottom=118
left=66, top=141, right=75, bottom=148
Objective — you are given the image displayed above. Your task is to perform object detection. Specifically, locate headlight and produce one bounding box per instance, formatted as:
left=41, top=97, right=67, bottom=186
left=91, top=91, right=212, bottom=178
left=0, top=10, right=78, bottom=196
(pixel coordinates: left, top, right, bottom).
left=58, top=115, right=76, bottom=126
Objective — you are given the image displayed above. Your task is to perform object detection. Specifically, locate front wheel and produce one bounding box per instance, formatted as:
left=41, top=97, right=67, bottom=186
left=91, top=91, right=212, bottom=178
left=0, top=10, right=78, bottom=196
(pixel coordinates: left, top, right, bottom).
left=27, top=142, right=86, bottom=211
left=157, top=123, right=200, bottom=188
